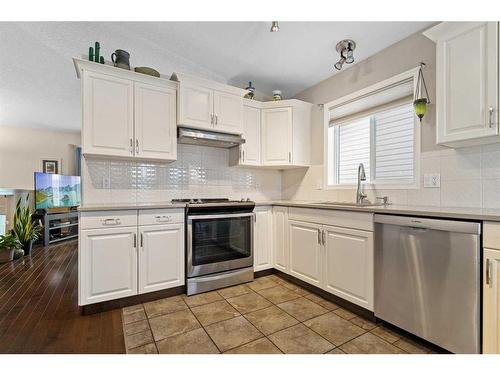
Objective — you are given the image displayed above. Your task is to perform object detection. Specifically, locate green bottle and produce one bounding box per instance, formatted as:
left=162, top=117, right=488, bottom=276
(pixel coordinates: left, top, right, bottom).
left=94, top=42, right=100, bottom=63
left=88, top=46, right=94, bottom=61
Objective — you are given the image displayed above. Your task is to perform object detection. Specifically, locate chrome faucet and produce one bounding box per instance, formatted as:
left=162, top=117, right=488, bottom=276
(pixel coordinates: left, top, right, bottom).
left=356, top=163, right=367, bottom=204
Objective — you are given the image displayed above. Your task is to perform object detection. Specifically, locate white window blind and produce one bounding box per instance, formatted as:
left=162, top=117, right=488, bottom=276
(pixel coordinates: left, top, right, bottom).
left=329, top=102, right=415, bottom=185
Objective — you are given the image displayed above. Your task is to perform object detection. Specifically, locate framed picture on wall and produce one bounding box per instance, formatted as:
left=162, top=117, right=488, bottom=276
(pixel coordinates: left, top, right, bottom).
left=41, top=159, right=61, bottom=174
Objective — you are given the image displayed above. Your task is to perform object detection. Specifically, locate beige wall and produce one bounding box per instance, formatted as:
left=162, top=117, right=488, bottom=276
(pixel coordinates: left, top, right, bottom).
left=0, top=126, right=81, bottom=190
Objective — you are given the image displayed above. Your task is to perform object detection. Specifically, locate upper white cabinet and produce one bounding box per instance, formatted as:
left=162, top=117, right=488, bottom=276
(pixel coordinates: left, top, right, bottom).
left=253, top=206, right=273, bottom=272
left=424, top=22, right=499, bottom=147
left=262, top=107, right=293, bottom=165
left=135, top=82, right=177, bottom=160
left=230, top=99, right=312, bottom=169
left=172, top=72, right=245, bottom=135
left=82, top=70, right=135, bottom=158
left=76, top=58, right=178, bottom=161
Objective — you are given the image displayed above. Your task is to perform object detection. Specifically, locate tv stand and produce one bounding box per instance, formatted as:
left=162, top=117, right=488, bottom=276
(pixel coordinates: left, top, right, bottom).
left=40, top=211, right=79, bottom=247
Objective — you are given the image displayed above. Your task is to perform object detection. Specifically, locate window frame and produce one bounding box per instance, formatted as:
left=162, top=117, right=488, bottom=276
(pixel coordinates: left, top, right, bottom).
left=323, top=68, right=421, bottom=190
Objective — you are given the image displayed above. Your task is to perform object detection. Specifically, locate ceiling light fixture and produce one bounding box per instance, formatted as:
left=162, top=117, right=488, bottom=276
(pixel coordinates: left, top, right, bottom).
left=334, top=39, right=356, bottom=70
left=270, top=21, right=280, bottom=32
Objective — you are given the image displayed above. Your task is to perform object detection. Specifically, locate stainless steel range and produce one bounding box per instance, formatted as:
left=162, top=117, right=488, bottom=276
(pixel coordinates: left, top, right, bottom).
left=172, top=198, right=255, bottom=295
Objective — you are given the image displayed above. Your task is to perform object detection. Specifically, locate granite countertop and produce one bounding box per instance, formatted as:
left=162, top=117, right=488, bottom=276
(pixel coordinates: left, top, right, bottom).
left=78, top=200, right=500, bottom=222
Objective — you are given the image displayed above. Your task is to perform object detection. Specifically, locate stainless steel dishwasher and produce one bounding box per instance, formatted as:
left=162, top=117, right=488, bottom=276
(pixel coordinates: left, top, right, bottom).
left=374, top=214, right=481, bottom=354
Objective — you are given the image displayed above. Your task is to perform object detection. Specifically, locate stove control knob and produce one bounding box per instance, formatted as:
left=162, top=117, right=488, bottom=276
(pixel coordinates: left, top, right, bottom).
left=197, top=199, right=203, bottom=204
left=246, top=198, right=251, bottom=202
left=189, top=199, right=196, bottom=204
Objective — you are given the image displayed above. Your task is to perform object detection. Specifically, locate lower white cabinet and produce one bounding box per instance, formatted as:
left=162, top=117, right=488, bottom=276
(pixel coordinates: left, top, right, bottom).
left=273, top=206, right=289, bottom=272
left=79, top=209, right=185, bottom=306
left=289, top=220, right=323, bottom=287
left=483, top=248, right=500, bottom=353
left=323, top=225, right=373, bottom=310
left=139, top=224, right=185, bottom=294
left=79, top=226, right=138, bottom=305
left=253, top=206, right=273, bottom=272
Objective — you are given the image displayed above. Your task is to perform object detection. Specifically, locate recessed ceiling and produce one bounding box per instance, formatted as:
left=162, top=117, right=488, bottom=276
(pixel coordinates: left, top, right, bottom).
left=0, top=21, right=432, bottom=131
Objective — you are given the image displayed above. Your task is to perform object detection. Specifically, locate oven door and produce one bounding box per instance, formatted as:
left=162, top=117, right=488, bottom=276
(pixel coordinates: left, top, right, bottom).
left=187, top=212, right=254, bottom=277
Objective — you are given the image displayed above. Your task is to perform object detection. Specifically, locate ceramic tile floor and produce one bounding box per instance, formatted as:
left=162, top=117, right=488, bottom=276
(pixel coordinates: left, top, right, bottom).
left=121, top=274, right=436, bottom=354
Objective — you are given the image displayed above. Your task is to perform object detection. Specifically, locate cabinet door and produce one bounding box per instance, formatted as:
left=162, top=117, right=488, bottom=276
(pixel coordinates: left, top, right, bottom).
left=254, top=206, right=273, bottom=272
left=288, top=220, right=322, bottom=287
left=178, top=84, right=214, bottom=130
left=138, top=224, right=185, bottom=294
left=241, top=105, right=261, bottom=165
left=323, top=225, right=373, bottom=310
left=82, top=70, right=134, bottom=157
left=213, top=91, right=243, bottom=134
left=79, top=227, right=137, bottom=305
left=262, top=107, right=292, bottom=165
left=273, top=206, right=289, bottom=273
left=435, top=22, right=498, bottom=144
left=135, top=82, right=177, bottom=161
left=483, top=248, right=500, bottom=353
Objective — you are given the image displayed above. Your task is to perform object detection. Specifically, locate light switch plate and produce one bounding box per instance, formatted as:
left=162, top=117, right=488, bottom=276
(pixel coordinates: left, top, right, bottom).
left=423, top=173, right=440, bottom=188
left=102, top=176, right=110, bottom=189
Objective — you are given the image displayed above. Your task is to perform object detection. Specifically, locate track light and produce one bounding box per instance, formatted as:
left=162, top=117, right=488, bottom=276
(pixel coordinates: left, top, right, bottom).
left=270, top=21, right=279, bottom=32
left=334, top=39, right=356, bottom=70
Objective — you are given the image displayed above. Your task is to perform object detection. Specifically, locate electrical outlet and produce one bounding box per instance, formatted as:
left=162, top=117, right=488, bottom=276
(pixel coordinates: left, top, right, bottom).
left=102, top=176, right=110, bottom=189
left=423, top=173, right=440, bottom=188
left=316, top=179, right=323, bottom=190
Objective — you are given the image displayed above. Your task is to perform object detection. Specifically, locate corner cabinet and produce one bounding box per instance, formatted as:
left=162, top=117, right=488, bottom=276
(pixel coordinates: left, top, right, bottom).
left=424, top=22, right=499, bottom=147
left=75, top=58, right=178, bottom=161
left=172, top=72, right=245, bottom=135
left=230, top=99, right=312, bottom=169
left=273, top=206, right=289, bottom=273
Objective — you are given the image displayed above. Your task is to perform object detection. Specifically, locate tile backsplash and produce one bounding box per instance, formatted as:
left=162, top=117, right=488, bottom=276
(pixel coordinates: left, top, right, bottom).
left=82, top=144, right=282, bottom=205
left=282, top=143, right=500, bottom=209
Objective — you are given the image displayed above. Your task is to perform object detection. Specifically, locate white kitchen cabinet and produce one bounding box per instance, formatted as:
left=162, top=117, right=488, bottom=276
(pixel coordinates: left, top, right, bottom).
left=172, top=72, right=246, bottom=134
left=323, top=225, right=374, bottom=310
left=135, top=82, right=177, bottom=160
left=178, top=84, right=214, bottom=129
left=253, top=206, right=273, bottom=272
left=213, top=91, right=243, bottom=134
left=138, top=224, right=184, bottom=294
left=289, top=220, right=323, bottom=287
left=76, top=58, right=178, bottom=161
left=424, top=22, right=499, bottom=147
left=79, top=226, right=138, bottom=305
left=262, top=107, right=292, bottom=165
left=82, top=70, right=134, bottom=157
left=261, top=100, right=312, bottom=168
left=273, top=206, right=289, bottom=272
left=483, top=248, right=500, bottom=353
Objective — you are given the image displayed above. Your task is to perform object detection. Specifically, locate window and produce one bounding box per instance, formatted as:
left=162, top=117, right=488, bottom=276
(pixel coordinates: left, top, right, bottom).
left=327, top=102, right=416, bottom=187
left=324, top=67, right=420, bottom=189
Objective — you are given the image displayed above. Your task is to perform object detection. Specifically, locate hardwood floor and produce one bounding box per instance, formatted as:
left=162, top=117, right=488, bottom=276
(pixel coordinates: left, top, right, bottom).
left=0, top=240, right=125, bottom=353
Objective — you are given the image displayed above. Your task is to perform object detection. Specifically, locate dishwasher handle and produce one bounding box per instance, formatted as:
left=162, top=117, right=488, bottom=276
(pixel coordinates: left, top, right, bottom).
left=374, top=214, right=481, bottom=235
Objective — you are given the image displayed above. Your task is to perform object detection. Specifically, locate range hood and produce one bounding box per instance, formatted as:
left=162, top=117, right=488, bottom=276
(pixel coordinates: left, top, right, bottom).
left=177, top=127, right=245, bottom=149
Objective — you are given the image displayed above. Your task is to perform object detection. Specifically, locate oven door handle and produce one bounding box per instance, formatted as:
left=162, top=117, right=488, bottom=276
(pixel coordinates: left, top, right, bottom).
left=188, top=212, right=256, bottom=220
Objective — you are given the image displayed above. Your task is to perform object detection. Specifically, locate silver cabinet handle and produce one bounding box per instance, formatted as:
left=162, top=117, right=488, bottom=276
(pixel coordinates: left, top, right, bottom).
left=489, top=106, right=495, bottom=128
left=135, top=139, right=139, bottom=154
left=133, top=233, right=137, bottom=248
left=210, top=114, right=214, bottom=124
left=242, top=150, right=245, bottom=162
left=129, top=138, right=134, bottom=154
left=486, top=259, right=492, bottom=287
left=215, top=114, right=218, bottom=125
left=102, top=218, right=121, bottom=225
left=155, top=215, right=171, bottom=222
left=140, top=233, right=143, bottom=248
left=288, top=152, right=291, bottom=163
left=317, top=229, right=321, bottom=244
left=322, top=230, right=326, bottom=245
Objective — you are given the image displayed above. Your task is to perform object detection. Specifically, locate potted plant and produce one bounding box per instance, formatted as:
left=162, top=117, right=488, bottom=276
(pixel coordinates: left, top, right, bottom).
left=11, top=195, right=42, bottom=256
left=0, top=232, right=21, bottom=263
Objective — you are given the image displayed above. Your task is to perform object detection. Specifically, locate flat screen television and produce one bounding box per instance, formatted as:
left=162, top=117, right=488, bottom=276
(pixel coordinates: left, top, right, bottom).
left=34, top=172, right=81, bottom=210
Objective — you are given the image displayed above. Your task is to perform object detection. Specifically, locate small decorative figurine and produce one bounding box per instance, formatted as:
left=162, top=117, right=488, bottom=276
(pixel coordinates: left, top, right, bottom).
left=244, top=81, right=256, bottom=99
left=272, top=89, right=282, bottom=101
